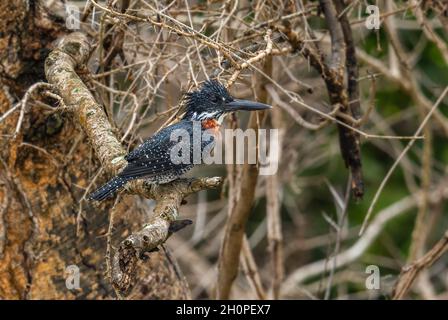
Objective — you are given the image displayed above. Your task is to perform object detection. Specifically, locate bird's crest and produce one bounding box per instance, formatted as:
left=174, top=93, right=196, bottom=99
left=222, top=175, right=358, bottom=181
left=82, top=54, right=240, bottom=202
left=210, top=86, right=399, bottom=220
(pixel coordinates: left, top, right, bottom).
left=183, top=80, right=232, bottom=120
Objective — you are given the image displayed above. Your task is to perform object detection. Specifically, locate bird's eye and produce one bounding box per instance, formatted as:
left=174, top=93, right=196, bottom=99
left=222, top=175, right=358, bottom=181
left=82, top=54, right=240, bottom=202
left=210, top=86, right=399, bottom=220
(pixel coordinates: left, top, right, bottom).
left=210, top=95, right=219, bottom=103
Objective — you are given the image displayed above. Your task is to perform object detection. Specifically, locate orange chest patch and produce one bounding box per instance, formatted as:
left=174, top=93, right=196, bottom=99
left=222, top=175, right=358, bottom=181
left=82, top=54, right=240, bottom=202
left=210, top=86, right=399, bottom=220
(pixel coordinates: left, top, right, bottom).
left=201, top=119, right=220, bottom=131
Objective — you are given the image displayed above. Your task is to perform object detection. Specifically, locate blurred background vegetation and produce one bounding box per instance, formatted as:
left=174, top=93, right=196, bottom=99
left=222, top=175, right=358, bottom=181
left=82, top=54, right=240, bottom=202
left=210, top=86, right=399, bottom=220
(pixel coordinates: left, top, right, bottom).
left=1, top=0, right=447, bottom=299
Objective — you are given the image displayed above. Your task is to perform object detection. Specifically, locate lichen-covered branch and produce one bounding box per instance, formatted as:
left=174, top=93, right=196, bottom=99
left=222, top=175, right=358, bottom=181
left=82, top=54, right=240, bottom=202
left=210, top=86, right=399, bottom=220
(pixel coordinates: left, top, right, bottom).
left=45, top=33, right=125, bottom=174
left=112, top=176, right=221, bottom=293
left=44, top=32, right=222, bottom=295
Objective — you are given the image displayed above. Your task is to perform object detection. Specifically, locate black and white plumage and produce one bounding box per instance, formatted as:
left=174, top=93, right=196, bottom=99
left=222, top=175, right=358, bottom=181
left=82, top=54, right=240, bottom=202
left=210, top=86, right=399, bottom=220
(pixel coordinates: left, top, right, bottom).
left=88, top=80, right=271, bottom=201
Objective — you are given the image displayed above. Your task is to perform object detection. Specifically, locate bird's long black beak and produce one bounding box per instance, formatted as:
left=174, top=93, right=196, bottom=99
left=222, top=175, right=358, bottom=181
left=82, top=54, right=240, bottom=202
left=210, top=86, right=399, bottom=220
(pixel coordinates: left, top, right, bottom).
left=225, top=99, right=271, bottom=111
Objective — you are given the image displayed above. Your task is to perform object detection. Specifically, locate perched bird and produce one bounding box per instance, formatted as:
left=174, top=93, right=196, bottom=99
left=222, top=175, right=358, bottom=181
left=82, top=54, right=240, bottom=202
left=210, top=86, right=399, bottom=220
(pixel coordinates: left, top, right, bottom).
left=88, top=79, right=271, bottom=201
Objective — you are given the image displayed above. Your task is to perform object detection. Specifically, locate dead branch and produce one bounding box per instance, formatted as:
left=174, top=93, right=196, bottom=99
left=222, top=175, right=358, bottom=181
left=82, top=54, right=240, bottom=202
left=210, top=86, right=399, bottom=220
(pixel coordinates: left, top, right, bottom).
left=266, top=157, right=284, bottom=299
left=360, top=86, right=448, bottom=235
left=393, top=231, right=448, bottom=299
left=277, top=0, right=364, bottom=199
left=216, top=153, right=259, bottom=299
left=226, top=30, right=273, bottom=88
left=281, top=181, right=448, bottom=297
left=240, top=236, right=267, bottom=300
left=410, top=0, right=448, bottom=65
left=281, top=195, right=416, bottom=297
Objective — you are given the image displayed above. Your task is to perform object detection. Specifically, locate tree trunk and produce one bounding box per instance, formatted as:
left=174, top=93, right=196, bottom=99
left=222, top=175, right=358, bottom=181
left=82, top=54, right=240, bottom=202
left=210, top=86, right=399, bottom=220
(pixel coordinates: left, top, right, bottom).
left=0, top=0, right=189, bottom=299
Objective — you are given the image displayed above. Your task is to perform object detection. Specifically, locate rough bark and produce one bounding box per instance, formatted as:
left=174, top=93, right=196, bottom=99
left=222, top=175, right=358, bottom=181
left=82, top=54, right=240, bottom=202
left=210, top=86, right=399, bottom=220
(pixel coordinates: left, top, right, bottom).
left=0, top=0, right=190, bottom=299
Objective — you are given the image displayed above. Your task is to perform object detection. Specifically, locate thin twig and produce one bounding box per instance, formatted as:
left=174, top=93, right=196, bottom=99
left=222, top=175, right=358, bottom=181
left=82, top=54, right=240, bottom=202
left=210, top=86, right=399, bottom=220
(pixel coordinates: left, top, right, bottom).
left=360, top=86, right=448, bottom=235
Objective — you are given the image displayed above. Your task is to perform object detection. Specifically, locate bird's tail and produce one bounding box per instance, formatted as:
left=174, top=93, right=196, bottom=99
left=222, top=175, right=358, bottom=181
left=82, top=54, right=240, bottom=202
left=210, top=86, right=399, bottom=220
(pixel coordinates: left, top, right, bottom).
left=88, top=176, right=130, bottom=201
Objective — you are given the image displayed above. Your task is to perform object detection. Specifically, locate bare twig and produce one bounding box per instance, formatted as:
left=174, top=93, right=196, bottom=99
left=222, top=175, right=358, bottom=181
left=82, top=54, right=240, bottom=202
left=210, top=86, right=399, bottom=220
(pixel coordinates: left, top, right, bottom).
left=279, top=2, right=364, bottom=199
left=393, top=230, right=448, bottom=299
left=360, top=86, right=448, bottom=235
left=9, top=82, right=54, bottom=140
left=226, top=30, right=273, bottom=88
left=282, top=195, right=417, bottom=296
left=410, top=0, right=448, bottom=64
left=240, top=236, right=267, bottom=300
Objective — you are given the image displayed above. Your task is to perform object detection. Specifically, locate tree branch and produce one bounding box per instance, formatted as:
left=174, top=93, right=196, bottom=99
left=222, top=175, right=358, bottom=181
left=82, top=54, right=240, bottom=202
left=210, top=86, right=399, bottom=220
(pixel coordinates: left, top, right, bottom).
left=393, top=230, right=448, bottom=299
left=281, top=194, right=417, bottom=297
left=45, top=32, right=222, bottom=295
left=278, top=2, right=364, bottom=199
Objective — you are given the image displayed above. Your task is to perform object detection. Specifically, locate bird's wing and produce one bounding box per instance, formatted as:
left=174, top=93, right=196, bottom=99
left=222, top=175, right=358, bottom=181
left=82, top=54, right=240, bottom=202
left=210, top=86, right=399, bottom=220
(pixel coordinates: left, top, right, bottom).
left=124, top=120, right=191, bottom=162
left=118, top=157, right=186, bottom=179
left=119, top=120, right=215, bottom=180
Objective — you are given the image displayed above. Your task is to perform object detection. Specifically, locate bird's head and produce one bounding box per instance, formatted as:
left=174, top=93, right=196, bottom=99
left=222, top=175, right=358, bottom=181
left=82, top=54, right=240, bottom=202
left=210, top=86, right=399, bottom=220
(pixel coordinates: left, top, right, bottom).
left=183, top=80, right=271, bottom=122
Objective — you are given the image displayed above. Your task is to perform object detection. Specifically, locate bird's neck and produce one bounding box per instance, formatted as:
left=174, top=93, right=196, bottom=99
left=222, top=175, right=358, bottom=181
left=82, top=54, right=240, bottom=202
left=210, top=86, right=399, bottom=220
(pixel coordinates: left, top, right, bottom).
left=201, top=118, right=220, bottom=130
left=186, top=111, right=226, bottom=123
